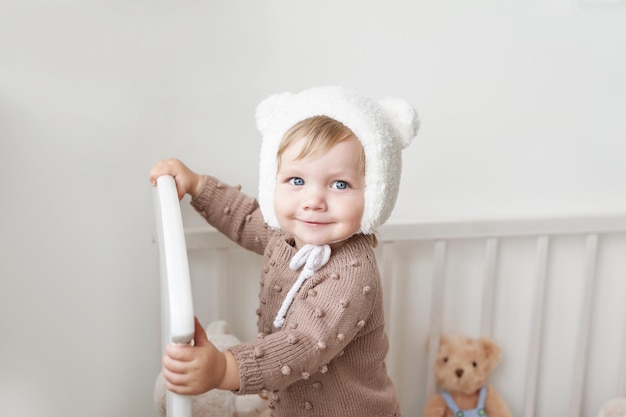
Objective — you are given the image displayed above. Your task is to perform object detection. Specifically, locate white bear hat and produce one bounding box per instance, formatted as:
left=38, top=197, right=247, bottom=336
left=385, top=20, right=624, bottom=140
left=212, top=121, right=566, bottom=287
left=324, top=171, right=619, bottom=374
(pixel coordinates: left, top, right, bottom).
left=256, top=86, right=420, bottom=235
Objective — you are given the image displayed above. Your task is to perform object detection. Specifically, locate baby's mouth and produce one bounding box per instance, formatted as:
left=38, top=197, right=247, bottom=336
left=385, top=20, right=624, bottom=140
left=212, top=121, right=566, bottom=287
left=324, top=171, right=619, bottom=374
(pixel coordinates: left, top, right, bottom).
left=301, top=220, right=327, bottom=226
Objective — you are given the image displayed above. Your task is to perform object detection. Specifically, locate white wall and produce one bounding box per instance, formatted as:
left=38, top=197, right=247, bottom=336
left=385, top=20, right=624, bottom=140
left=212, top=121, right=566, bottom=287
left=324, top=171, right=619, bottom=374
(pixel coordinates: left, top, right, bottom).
left=1, top=1, right=625, bottom=416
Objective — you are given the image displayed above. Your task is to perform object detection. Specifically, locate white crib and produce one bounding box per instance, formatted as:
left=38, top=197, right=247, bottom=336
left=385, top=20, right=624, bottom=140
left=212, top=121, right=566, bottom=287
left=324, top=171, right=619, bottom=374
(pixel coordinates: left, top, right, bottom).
left=178, top=213, right=626, bottom=417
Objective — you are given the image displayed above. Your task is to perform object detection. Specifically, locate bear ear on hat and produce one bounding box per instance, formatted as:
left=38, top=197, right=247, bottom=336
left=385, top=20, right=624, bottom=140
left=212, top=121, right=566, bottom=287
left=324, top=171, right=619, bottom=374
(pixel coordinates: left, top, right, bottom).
left=379, top=97, right=420, bottom=149
left=255, top=91, right=293, bottom=135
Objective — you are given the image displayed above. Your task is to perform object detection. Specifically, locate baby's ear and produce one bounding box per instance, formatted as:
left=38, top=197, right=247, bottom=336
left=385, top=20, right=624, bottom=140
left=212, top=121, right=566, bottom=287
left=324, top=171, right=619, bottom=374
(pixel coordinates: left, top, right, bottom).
left=478, top=337, right=502, bottom=370
left=255, top=92, right=292, bottom=135
left=379, top=97, right=420, bottom=149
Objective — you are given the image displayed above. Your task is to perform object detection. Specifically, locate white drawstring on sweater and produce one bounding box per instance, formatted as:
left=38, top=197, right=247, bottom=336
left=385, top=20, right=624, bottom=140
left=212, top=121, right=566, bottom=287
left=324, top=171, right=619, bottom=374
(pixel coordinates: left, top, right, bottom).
left=273, top=244, right=331, bottom=328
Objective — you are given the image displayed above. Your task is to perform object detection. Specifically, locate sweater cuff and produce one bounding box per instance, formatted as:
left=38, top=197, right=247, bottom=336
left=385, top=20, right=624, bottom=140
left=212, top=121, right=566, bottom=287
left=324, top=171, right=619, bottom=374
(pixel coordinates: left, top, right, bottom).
left=228, top=344, right=265, bottom=395
left=190, top=175, right=217, bottom=210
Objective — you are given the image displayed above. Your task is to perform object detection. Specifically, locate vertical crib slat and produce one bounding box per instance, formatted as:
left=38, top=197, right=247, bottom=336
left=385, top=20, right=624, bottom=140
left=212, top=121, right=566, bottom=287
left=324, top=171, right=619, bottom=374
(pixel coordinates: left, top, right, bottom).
left=381, top=241, right=400, bottom=380
left=480, top=238, right=499, bottom=337
left=214, top=248, right=230, bottom=320
left=426, top=240, right=448, bottom=398
left=568, top=234, right=599, bottom=417
left=619, top=290, right=626, bottom=397
left=522, top=236, right=550, bottom=417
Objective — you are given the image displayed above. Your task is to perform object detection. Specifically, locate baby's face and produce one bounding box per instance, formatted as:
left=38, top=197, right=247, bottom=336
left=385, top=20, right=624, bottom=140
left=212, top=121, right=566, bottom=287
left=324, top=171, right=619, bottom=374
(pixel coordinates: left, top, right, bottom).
left=274, top=135, right=365, bottom=249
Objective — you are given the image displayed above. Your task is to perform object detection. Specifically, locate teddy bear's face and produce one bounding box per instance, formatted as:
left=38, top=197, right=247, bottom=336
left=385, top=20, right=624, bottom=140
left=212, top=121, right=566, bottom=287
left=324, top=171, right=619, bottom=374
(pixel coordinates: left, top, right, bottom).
left=434, top=335, right=501, bottom=395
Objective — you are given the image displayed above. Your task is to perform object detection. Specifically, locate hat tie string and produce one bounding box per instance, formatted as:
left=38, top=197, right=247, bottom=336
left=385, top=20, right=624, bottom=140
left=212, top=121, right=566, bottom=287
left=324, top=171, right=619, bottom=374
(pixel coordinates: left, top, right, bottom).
left=273, top=244, right=331, bottom=328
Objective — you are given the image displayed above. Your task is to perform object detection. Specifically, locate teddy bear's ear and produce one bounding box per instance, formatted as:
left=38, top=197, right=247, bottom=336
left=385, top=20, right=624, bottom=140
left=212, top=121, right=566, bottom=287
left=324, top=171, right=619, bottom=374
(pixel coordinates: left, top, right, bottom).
left=255, top=91, right=292, bottom=135
left=438, top=334, right=450, bottom=348
left=378, top=97, right=420, bottom=149
left=478, top=337, right=502, bottom=370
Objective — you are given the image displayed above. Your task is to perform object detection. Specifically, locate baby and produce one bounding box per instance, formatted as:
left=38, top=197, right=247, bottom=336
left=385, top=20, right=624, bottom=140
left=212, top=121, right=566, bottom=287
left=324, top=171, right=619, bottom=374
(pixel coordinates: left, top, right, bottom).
left=150, top=86, right=419, bottom=417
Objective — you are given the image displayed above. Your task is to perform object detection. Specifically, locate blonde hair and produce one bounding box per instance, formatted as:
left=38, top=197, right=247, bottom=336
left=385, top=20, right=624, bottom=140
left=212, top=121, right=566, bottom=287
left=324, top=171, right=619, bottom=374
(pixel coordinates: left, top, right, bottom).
left=276, top=116, right=365, bottom=175
left=276, top=116, right=377, bottom=247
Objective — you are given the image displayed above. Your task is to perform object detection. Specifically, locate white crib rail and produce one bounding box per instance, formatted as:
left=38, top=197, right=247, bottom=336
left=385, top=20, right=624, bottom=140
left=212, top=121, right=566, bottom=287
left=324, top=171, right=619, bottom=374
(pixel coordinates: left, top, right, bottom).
left=154, top=175, right=195, bottom=417
left=376, top=215, right=626, bottom=417
left=182, top=214, right=626, bottom=417
left=522, top=235, right=550, bottom=417
left=567, top=234, right=599, bottom=417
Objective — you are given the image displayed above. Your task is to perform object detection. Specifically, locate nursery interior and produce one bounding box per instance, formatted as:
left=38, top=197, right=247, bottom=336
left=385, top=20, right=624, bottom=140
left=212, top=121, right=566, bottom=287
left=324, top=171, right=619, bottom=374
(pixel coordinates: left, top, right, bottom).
left=180, top=212, right=626, bottom=417
left=1, top=1, right=625, bottom=417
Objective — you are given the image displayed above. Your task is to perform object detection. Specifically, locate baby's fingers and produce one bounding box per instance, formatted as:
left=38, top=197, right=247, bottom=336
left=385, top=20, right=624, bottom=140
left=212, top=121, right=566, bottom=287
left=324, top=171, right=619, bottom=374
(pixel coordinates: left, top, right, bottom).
left=163, top=344, right=196, bottom=363
left=162, top=368, right=193, bottom=394
left=149, top=161, right=169, bottom=185
left=149, top=159, right=183, bottom=185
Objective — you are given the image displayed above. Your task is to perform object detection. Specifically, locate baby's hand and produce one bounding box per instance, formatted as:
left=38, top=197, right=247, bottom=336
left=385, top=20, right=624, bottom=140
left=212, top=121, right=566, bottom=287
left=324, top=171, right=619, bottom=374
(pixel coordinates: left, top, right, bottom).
left=161, top=317, right=227, bottom=395
left=149, top=159, right=203, bottom=200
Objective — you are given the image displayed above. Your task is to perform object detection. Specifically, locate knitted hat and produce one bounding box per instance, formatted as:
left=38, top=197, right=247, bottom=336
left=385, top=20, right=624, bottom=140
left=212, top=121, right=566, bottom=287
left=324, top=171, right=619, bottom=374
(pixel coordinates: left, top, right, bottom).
left=256, top=86, right=419, bottom=235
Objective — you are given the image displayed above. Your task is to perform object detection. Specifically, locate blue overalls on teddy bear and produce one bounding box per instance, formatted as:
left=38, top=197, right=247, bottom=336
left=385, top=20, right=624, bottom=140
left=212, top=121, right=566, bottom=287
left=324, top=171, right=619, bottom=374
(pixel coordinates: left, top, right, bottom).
left=441, top=386, right=487, bottom=417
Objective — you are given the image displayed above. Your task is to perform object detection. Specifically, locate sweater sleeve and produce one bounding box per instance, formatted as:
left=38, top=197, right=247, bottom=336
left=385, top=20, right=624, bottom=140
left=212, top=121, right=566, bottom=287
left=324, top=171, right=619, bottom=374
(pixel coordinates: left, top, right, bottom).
left=190, top=175, right=271, bottom=255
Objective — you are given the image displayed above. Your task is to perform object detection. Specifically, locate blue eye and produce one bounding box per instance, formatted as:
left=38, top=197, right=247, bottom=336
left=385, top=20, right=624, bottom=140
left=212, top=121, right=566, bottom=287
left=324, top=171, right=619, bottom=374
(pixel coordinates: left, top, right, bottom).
left=332, top=180, right=349, bottom=190
left=289, top=177, right=305, bottom=186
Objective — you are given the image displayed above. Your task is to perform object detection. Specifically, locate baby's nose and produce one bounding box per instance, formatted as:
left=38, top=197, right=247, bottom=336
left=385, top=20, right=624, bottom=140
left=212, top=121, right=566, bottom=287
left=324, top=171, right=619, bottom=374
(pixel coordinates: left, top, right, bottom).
left=303, top=188, right=326, bottom=210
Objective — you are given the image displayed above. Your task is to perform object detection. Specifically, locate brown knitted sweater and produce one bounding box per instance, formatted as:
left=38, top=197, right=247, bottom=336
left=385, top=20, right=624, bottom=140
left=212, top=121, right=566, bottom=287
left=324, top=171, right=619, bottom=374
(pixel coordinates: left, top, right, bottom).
left=191, top=176, right=401, bottom=417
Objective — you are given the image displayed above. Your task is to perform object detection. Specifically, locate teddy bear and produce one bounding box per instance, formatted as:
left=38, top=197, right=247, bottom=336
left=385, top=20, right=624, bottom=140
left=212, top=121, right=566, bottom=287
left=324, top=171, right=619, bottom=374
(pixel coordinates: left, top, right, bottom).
left=422, top=334, right=513, bottom=417
left=597, top=397, right=626, bottom=417
left=154, top=320, right=270, bottom=417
